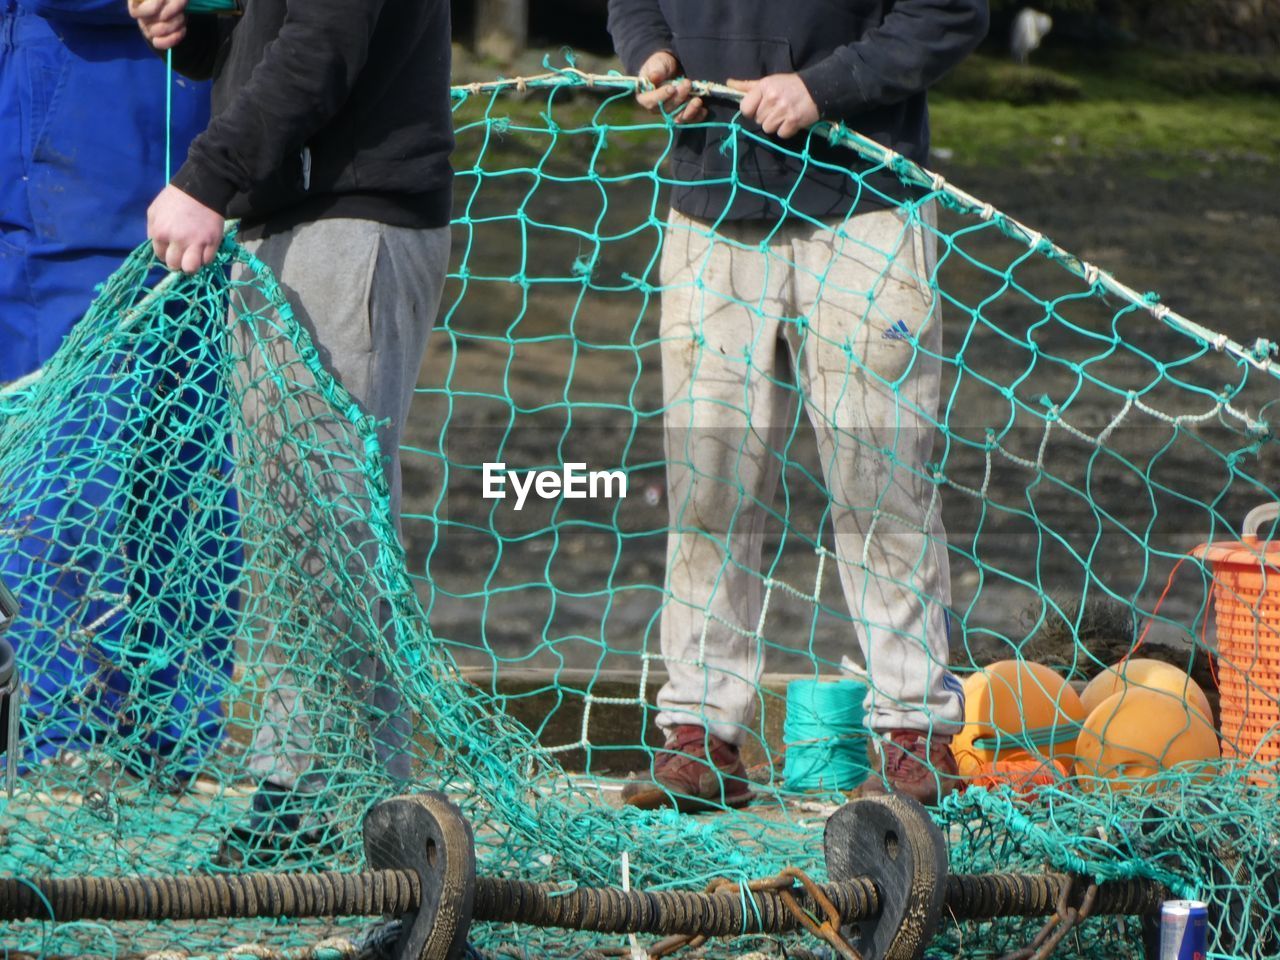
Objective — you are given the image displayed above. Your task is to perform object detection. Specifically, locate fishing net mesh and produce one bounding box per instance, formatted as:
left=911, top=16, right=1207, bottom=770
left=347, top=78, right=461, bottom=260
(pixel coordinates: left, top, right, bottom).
left=1, top=71, right=1278, bottom=959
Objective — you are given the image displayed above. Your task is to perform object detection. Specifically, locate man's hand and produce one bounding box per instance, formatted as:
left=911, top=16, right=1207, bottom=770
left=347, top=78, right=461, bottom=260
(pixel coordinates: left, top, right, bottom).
left=635, top=50, right=707, bottom=124
left=147, top=185, right=223, bottom=274
left=128, top=0, right=189, bottom=51
left=727, top=74, right=821, bottom=140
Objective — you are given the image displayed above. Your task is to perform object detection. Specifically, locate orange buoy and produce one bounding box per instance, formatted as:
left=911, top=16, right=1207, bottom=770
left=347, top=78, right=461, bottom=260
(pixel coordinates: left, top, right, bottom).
left=1080, top=658, right=1213, bottom=724
left=1075, top=688, right=1220, bottom=792
left=953, top=660, right=1087, bottom=779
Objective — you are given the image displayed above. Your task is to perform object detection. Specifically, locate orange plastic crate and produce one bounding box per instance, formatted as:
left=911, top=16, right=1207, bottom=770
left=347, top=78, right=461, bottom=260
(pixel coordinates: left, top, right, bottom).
left=1195, top=522, right=1280, bottom=781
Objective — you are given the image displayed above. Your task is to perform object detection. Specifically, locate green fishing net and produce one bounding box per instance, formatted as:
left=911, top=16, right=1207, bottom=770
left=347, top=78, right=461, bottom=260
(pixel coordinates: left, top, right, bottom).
left=1, top=69, right=1277, bottom=959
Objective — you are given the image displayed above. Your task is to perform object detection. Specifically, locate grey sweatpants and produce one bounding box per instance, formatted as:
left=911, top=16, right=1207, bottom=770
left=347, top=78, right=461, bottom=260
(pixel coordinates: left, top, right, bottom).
left=654, top=205, right=964, bottom=743
left=232, top=218, right=450, bottom=791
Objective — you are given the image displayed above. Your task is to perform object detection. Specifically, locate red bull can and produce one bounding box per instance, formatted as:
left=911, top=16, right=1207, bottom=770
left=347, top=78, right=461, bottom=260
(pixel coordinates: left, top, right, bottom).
left=1159, top=900, right=1208, bottom=960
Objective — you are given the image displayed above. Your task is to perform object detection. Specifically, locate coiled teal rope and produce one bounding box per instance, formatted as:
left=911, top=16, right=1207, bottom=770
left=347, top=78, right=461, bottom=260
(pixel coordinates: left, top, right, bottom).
left=782, top=679, right=869, bottom=791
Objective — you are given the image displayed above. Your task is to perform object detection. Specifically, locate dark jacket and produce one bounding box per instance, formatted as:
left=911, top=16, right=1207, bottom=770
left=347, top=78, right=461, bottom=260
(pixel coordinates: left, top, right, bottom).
left=165, top=0, right=453, bottom=234
left=606, top=0, right=988, bottom=221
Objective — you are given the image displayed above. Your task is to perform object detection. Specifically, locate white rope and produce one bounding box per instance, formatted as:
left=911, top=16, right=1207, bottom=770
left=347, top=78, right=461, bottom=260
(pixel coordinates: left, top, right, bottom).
left=448, top=70, right=1278, bottom=380
left=1094, top=392, right=1134, bottom=449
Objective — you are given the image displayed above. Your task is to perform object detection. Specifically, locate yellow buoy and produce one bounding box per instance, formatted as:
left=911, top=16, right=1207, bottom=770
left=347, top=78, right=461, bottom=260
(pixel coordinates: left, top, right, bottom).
left=1075, top=688, right=1220, bottom=792
left=1080, top=657, right=1213, bottom=724
left=953, top=660, right=1088, bottom=779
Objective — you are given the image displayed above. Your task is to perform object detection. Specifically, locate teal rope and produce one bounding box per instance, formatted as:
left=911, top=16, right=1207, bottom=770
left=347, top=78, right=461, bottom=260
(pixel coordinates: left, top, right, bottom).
left=164, top=50, right=173, bottom=183
left=185, top=0, right=239, bottom=11
left=782, top=679, right=868, bottom=791
left=164, top=0, right=239, bottom=182
left=949, top=788, right=1197, bottom=898
left=971, top=719, right=1084, bottom=752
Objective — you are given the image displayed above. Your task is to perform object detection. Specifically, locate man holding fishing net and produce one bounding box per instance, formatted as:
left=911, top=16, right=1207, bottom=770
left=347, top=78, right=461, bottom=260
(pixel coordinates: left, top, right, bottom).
left=609, top=0, right=987, bottom=810
left=127, top=0, right=454, bottom=866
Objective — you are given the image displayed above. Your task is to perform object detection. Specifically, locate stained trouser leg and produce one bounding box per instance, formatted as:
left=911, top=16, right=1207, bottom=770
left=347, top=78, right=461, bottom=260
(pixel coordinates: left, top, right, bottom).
left=788, top=204, right=963, bottom=736
left=654, top=209, right=798, bottom=746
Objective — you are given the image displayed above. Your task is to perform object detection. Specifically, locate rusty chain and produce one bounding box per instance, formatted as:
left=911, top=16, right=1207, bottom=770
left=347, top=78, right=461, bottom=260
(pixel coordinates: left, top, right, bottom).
left=642, top=867, right=863, bottom=960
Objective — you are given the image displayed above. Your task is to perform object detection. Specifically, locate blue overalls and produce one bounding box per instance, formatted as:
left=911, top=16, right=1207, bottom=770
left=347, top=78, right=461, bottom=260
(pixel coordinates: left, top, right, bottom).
left=1, top=0, right=208, bottom=381
left=1, top=2, right=234, bottom=778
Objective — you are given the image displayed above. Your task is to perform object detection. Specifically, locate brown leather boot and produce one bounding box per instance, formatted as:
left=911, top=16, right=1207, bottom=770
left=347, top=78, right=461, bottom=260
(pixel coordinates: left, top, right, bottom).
left=622, top=724, right=753, bottom=813
left=853, top=729, right=961, bottom=806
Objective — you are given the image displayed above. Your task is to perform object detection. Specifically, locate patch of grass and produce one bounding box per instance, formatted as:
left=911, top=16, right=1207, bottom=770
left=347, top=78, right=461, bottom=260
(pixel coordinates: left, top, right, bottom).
left=930, top=96, right=1280, bottom=172
left=447, top=46, right=1280, bottom=176
left=1139, top=51, right=1280, bottom=97
left=931, top=50, right=1280, bottom=172
left=936, top=58, right=1083, bottom=104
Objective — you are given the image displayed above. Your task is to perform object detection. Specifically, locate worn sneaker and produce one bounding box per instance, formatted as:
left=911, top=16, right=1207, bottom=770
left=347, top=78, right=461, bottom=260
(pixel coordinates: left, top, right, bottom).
left=621, top=724, right=753, bottom=813
left=212, top=780, right=335, bottom=870
left=853, top=729, right=961, bottom=806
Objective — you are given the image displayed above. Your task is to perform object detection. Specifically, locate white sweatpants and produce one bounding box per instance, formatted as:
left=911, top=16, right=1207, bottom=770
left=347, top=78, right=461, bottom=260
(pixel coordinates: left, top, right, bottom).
left=654, top=205, right=964, bottom=744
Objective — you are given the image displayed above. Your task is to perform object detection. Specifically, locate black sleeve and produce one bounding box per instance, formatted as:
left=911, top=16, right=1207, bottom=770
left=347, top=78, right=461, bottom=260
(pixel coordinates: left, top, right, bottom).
left=165, top=13, right=232, bottom=82
left=606, top=0, right=675, bottom=75
left=797, top=0, right=989, bottom=116
left=170, top=0, right=388, bottom=215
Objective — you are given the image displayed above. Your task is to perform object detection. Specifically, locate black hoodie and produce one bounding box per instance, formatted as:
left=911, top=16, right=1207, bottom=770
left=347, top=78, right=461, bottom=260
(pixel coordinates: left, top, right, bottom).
left=165, top=0, right=453, bottom=235
left=606, top=0, right=988, bottom=221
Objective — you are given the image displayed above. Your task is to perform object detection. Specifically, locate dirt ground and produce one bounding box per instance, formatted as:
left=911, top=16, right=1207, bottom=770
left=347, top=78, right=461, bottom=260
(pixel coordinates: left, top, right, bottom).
left=395, top=96, right=1280, bottom=694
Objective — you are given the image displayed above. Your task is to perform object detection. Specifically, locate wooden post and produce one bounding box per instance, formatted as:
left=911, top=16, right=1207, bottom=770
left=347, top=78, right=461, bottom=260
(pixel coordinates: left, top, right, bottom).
left=475, top=0, right=528, bottom=61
